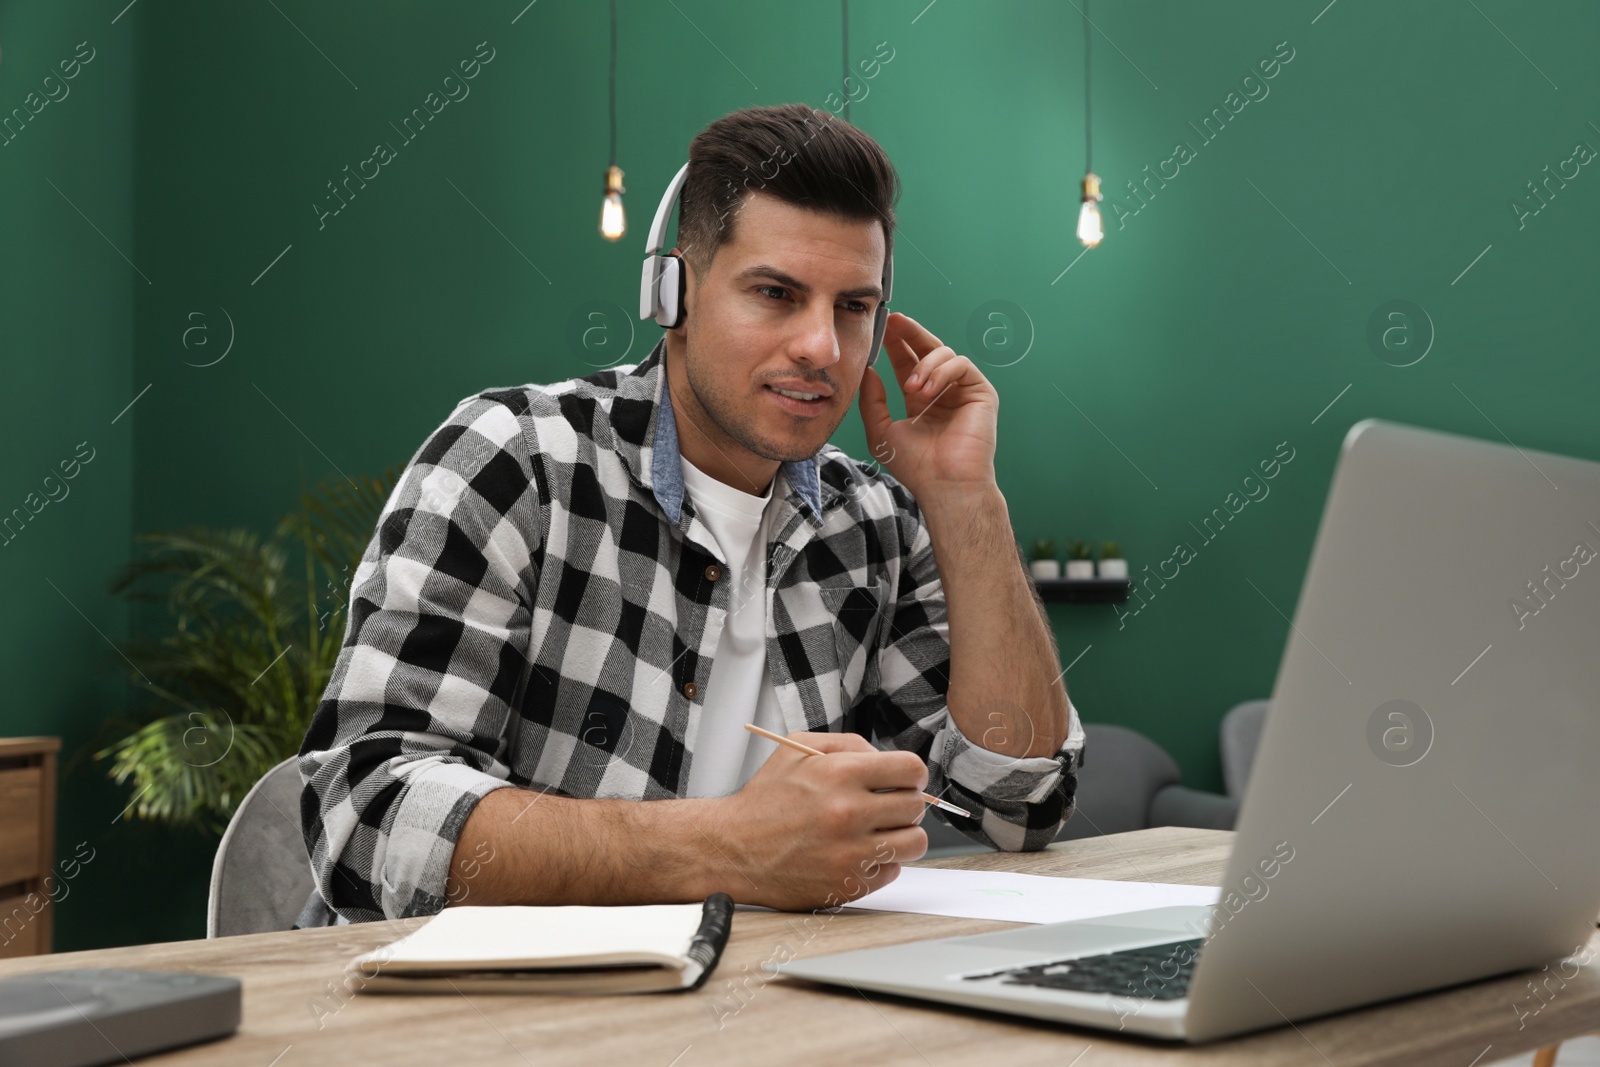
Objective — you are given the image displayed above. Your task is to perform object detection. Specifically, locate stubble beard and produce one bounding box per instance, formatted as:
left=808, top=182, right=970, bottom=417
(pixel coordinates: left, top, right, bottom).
left=681, top=325, right=843, bottom=465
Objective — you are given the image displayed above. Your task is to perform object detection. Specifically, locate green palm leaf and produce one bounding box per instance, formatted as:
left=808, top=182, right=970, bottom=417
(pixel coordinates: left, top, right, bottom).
left=97, top=466, right=400, bottom=833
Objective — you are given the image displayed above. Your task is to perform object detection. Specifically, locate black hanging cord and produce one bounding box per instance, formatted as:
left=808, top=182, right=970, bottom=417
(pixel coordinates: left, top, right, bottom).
left=1083, top=0, right=1092, bottom=172
left=842, top=0, right=850, bottom=123
left=608, top=0, right=618, bottom=166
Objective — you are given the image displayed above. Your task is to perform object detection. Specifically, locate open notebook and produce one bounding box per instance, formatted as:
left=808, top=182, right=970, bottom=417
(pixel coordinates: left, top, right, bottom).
left=350, top=894, right=734, bottom=995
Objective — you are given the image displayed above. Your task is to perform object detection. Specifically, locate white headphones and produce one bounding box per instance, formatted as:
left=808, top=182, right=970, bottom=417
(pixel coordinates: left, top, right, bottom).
left=638, top=161, right=894, bottom=367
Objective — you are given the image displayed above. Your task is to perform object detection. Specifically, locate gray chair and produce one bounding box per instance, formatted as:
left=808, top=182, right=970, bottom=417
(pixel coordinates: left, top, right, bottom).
left=922, top=723, right=1240, bottom=857
left=207, top=756, right=315, bottom=938
left=1220, top=699, right=1270, bottom=799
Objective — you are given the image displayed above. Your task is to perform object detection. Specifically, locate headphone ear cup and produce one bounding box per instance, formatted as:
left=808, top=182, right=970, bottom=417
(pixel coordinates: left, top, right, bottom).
left=657, top=254, right=686, bottom=328
left=671, top=253, right=687, bottom=327
left=866, top=304, right=889, bottom=368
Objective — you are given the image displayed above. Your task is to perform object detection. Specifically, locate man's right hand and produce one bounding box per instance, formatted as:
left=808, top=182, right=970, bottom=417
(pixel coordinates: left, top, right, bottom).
left=702, top=731, right=932, bottom=911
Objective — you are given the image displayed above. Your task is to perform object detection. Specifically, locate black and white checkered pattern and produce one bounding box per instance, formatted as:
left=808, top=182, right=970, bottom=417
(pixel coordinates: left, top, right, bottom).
left=299, top=336, right=1084, bottom=922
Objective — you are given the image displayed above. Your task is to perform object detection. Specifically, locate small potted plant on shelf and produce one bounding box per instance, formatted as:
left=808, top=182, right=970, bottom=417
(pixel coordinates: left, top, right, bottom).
left=1029, top=538, right=1060, bottom=580
left=1097, top=540, right=1128, bottom=579
left=1064, top=539, right=1096, bottom=580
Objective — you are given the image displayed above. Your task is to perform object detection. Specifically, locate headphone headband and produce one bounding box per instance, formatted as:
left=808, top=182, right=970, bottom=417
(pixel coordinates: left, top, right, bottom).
left=644, top=162, right=691, bottom=257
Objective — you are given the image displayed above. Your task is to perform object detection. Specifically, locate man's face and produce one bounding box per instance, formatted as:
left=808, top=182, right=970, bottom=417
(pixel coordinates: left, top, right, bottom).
left=671, top=191, right=886, bottom=465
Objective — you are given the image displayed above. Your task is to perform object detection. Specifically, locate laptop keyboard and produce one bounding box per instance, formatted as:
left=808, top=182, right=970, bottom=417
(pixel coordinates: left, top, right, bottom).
left=961, top=937, right=1205, bottom=1001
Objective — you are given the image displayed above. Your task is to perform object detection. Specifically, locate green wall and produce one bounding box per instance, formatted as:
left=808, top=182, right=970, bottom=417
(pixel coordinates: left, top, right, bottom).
left=0, top=1, right=164, bottom=953
left=3, top=0, right=1595, bottom=950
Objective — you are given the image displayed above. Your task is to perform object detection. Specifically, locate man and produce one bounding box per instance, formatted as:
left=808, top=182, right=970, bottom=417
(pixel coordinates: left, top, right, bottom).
left=298, top=103, right=1084, bottom=925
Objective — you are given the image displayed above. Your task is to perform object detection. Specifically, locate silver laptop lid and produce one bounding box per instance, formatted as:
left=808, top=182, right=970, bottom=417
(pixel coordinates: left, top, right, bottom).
left=1185, top=418, right=1600, bottom=1042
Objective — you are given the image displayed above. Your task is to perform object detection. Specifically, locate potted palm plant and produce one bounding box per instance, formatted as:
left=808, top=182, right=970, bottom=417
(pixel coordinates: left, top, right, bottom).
left=1064, top=539, right=1096, bottom=580
left=93, top=466, right=400, bottom=833
left=1029, top=538, right=1060, bottom=580
left=1097, top=540, right=1128, bottom=579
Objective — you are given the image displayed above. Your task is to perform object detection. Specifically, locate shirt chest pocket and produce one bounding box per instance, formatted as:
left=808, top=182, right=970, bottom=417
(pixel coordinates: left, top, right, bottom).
left=817, top=575, right=891, bottom=702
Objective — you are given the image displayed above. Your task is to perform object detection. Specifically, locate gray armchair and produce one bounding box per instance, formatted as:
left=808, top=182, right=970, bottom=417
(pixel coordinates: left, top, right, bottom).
left=1057, top=724, right=1239, bottom=840
left=207, top=756, right=314, bottom=938
left=1220, top=699, right=1270, bottom=799
left=922, top=723, right=1240, bottom=857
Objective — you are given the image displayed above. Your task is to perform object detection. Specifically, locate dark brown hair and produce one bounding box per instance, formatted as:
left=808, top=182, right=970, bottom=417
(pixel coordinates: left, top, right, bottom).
left=674, top=103, right=901, bottom=279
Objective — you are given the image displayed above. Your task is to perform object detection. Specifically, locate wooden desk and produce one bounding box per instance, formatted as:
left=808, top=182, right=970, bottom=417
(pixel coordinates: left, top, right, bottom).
left=3, top=827, right=1596, bottom=1065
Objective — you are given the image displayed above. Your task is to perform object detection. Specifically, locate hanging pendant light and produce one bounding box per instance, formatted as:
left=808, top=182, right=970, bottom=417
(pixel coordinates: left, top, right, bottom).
left=599, top=0, right=626, bottom=241
left=1077, top=0, right=1103, bottom=249
left=842, top=0, right=851, bottom=125
left=1078, top=175, right=1103, bottom=248
left=601, top=164, right=625, bottom=242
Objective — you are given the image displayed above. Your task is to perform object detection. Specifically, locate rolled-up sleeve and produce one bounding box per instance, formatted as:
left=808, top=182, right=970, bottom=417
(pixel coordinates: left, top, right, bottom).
left=868, top=487, right=1085, bottom=852
left=298, top=394, right=541, bottom=922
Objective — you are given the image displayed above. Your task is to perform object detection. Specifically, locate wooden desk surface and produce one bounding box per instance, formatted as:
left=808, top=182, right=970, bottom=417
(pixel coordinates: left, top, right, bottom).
left=6, top=827, right=1597, bottom=1066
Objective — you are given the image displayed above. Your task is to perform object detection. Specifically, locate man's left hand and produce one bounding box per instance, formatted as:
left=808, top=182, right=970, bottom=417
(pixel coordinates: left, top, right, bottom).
left=857, top=311, right=998, bottom=501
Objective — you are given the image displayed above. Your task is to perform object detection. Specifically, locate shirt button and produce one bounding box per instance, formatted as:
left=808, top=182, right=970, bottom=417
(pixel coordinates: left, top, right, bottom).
left=682, top=681, right=699, bottom=700
left=705, top=564, right=722, bottom=582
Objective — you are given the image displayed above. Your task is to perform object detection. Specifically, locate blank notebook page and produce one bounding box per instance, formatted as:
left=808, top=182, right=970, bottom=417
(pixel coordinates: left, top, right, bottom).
left=375, top=904, right=706, bottom=969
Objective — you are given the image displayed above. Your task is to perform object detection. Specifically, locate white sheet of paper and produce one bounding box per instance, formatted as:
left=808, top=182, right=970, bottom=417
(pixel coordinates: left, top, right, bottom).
left=845, top=866, right=1220, bottom=925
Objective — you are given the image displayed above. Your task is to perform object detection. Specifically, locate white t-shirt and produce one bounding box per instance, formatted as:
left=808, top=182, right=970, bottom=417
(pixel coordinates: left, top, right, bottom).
left=680, top=455, right=791, bottom=798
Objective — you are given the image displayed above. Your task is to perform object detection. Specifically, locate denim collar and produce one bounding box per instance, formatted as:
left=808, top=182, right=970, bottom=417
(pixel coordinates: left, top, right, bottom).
left=646, top=340, right=824, bottom=524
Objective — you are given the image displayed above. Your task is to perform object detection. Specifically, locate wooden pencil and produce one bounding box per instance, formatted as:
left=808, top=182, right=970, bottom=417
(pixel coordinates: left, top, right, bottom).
left=743, top=722, right=973, bottom=818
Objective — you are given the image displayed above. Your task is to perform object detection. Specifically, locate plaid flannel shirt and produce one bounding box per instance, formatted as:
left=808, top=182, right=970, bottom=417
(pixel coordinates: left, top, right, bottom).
left=299, top=336, right=1085, bottom=922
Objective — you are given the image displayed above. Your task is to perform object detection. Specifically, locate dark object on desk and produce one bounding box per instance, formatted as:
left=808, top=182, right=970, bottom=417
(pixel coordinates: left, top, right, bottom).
left=0, top=968, right=240, bottom=1066
left=1031, top=576, right=1131, bottom=603
left=921, top=723, right=1238, bottom=857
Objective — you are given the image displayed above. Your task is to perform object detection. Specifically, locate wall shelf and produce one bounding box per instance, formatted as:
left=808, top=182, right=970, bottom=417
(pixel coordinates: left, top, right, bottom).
left=1031, top=577, right=1131, bottom=604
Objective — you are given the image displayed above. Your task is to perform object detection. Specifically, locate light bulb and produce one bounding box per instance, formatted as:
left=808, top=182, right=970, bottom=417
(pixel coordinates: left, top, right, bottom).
left=1076, top=200, right=1103, bottom=248
left=600, top=164, right=626, bottom=241
left=1077, top=171, right=1103, bottom=249
left=600, top=193, right=625, bottom=241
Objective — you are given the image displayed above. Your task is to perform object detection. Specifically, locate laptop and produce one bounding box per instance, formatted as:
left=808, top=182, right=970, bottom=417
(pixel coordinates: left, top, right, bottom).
left=778, top=418, right=1600, bottom=1043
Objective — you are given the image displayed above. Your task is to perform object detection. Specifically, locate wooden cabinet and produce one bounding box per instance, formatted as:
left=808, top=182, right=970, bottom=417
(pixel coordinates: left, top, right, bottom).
left=0, top=737, right=60, bottom=958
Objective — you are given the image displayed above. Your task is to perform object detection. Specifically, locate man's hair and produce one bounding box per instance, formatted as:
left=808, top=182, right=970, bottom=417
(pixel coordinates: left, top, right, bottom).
left=675, top=103, right=901, bottom=280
